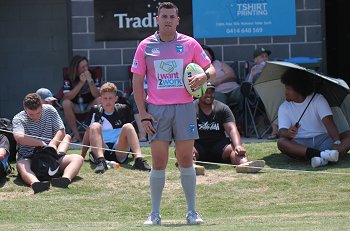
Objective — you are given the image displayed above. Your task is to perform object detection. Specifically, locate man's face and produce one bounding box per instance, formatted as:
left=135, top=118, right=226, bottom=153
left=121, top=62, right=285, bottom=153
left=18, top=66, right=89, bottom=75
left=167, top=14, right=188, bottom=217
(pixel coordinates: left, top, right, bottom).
left=255, top=52, right=269, bottom=64
left=156, top=8, right=179, bottom=35
left=200, top=88, right=215, bottom=105
left=25, top=107, right=42, bottom=122
left=100, top=92, right=118, bottom=112
left=285, top=85, right=300, bottom=102
left=77, top=60, right=89, bottom=75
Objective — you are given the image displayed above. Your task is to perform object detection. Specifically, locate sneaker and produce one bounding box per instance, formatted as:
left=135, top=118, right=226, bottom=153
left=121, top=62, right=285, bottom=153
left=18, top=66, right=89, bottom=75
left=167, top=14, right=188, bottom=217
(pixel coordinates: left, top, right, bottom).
left=144, top=212, right=161, bottom=225
left=32, top=181, right=50, bottom=194
left=94, top=160, right=108, bottom=173
left=134, top=157, right=151, bottom=171
left=236, top=160, right=265, bottom=173
left=311, top=157, right=328, bottom=168
left=186, top=211, right=204, bottom=225
left=51, top=177, right=71, bottom=188
left=320, top=150, right=339, bottom=162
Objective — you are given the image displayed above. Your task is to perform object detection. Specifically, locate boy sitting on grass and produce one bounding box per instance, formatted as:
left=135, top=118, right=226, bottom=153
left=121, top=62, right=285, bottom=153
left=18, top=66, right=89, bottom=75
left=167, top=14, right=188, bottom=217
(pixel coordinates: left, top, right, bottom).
left=81, top=82, right=150, bottom=173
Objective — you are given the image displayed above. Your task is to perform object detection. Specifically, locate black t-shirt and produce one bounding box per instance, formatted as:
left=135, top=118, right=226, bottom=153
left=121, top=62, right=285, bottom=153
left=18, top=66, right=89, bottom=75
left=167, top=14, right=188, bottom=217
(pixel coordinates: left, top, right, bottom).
left=195, top=100, right=235, bottom=143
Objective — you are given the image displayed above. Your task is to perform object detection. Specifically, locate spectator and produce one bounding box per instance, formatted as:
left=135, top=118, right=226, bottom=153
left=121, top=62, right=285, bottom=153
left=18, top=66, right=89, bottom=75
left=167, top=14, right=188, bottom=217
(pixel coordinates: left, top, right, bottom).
left=131, top=2, right=216, bottom=225
left=12, top=93, right=84, bottom=194
left=193, top=83, right=265, bottom=173
left=247, top=47, right=278, bottom=139
left=202, top=45, right=242, bottom=108
left=36, top=88, right=72, bottom=152
left=81, top=82, right=151, bottom=173
left=0, top=135, right=11, bottom=177
left=62, top=55, right=101, bottom=143
left=277, top=73, right=340, bottom=168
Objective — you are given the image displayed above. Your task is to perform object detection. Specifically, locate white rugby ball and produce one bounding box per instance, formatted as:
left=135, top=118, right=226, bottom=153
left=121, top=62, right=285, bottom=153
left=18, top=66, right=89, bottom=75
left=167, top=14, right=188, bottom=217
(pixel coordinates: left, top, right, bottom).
left=183, top=63, right=207, bottom=98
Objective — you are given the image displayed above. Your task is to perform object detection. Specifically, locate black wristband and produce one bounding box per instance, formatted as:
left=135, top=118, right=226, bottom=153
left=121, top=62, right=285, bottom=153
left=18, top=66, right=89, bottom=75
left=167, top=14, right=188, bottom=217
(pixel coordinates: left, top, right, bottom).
left=205, top=70, right=210, bottom=81
left=141, top=118, right=152, bottom=122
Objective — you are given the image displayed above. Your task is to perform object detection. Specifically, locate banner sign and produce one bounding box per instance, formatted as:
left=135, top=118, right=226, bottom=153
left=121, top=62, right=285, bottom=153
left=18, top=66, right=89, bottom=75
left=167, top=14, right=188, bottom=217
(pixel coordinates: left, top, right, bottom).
left=192, top=0, right=296, bottom=38
left=94, top=0, right=193, bottom=41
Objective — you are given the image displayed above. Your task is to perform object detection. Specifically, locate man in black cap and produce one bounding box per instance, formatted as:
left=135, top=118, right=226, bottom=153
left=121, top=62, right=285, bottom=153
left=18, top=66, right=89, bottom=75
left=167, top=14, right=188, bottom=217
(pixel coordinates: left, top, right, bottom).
left=247, top=47, right=271, bottom=83
left=193, top=82, right=265, bottom=173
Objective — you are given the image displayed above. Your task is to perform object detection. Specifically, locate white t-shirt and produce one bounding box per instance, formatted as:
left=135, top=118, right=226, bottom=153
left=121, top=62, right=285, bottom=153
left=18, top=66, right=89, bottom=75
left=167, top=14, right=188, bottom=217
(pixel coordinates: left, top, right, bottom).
left=278, top=93, right=332, bottom=138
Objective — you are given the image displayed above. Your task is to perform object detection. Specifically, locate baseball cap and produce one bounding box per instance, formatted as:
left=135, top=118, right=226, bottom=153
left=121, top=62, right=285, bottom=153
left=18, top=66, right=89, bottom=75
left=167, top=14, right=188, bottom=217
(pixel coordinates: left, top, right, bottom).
left=206, top=82, right=215, bottom=89
left=36, top=88, right=57, bottom=102
left=253, top=47, right=271, bottom=58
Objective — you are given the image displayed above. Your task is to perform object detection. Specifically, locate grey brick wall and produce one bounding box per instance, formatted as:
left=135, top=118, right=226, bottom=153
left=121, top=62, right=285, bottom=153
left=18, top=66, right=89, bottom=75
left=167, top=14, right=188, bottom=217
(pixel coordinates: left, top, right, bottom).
left=70, top=0, right=324, bottom=90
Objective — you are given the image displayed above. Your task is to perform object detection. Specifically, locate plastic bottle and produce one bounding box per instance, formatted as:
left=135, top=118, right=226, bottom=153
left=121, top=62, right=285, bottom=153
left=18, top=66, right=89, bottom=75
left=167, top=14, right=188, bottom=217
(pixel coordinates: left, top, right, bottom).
left=78, top=95, right=84, bottom=112
left=106, top=160, right=120, bottom=169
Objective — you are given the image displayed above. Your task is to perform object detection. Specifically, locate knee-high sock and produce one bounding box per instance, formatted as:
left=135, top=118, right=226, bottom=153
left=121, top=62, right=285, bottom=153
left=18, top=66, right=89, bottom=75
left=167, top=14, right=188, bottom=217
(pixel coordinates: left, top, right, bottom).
left=180, top=166, right=196, bottom=212
left=150, top=169, right=165, bottom=214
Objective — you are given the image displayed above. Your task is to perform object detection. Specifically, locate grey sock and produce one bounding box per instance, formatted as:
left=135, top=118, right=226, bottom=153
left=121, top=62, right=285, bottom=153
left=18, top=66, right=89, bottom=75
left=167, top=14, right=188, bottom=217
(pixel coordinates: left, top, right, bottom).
left=180, top=166, right=196, bottom=212
left=150, top=169, right=165, bottom=214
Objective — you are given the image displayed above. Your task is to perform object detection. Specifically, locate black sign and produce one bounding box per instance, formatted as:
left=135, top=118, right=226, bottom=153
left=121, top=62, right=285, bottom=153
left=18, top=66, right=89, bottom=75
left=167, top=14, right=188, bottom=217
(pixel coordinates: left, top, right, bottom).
left=94, top=0, right=193, bottom=41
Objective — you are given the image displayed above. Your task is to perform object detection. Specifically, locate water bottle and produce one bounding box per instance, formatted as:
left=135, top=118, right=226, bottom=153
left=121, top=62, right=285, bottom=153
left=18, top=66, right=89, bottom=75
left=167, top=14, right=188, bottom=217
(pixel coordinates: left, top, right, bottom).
left=78, top=95, right=84, bottom=112
left=106, top=160, right=120, bottom=169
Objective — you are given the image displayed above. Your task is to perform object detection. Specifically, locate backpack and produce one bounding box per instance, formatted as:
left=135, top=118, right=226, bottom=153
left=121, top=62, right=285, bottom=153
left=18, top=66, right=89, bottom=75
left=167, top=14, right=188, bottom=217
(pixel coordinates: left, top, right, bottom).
left=0, top=118, right=17, bottom=161
left=31, top=146, right=62, bottom=181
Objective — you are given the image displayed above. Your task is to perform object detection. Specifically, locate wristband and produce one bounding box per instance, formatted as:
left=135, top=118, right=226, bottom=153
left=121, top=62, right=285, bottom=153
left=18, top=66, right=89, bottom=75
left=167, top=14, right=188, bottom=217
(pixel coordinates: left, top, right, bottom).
left=141, top=118, right=152, bottom=122
left=205, top=71, right=210, bottom=81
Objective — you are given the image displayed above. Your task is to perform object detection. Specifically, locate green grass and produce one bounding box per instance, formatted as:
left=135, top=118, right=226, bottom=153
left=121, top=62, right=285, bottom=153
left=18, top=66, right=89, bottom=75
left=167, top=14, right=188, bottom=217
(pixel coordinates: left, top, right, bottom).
left=1, top=142, right=350, bottom=230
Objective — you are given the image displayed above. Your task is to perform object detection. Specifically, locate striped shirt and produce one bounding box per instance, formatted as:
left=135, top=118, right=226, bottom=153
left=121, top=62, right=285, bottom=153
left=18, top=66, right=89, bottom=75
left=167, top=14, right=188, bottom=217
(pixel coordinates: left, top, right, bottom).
left=12, top=104, right=65, bottom=158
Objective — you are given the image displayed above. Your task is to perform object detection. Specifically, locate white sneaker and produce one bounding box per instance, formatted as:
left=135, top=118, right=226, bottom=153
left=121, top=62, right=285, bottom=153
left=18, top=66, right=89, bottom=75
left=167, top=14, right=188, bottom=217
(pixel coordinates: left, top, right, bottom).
left=186, top=211, right=204, bottom=225
left=236, top=160, right=265, bottom=173
left=144, top=212, right=161, bottom=225
left=311, top=157, right=328, bottom=168
left=320, top=150, right=339, bottom=162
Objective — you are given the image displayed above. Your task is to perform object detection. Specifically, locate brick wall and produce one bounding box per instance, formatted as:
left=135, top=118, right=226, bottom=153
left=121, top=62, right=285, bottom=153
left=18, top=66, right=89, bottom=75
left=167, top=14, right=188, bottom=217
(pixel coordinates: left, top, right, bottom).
left=70, top=0, right=324, bottom=90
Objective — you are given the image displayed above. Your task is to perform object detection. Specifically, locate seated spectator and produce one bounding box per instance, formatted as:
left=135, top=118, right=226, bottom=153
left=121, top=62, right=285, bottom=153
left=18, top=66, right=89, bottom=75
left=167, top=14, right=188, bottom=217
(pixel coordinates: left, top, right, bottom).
left=193, top=83, right=265, bottom=173
left=62, top=55, right=101, bottom=143
left=0, top=134, right=11, bottom=177
left=277, top=73, right=340, bottom=168
left=202, top=45, right=242, bottom=108
left=247, top=47, right=271, bottom=83
left=36, top=87, right=72, bottom=151
left=81, top=82, right=151, bottom=173
left=247, top=47, right=278, bottom=139
left=12, top=93, right=84, bottom=193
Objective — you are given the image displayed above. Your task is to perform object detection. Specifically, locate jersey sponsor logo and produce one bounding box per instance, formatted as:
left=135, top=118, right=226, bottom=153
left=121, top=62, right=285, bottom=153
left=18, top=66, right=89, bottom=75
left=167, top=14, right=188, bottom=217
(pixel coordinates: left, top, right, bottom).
left=154, top=59, right=184, bottom=89
left=189, top=124, right=196, bottom=134
left=132, top=59, right=138, bottom=68
left=152, top=48, right=160, bottom=54
left=48, top=166, right=60, bottom=176
left=176, top=45, right=184, bottom=53
left=198, top=121, right=220, bottom=131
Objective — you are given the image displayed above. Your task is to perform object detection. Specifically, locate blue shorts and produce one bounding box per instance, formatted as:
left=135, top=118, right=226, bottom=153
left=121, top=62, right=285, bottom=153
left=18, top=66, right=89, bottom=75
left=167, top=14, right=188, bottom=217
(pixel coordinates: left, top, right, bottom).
left=294, top=133, right=333, bottom=151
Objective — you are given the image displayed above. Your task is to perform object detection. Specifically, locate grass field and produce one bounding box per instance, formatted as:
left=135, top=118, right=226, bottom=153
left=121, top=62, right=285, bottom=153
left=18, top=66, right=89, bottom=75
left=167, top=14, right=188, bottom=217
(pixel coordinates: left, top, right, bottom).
left=1, top=141, right=350, bottom=230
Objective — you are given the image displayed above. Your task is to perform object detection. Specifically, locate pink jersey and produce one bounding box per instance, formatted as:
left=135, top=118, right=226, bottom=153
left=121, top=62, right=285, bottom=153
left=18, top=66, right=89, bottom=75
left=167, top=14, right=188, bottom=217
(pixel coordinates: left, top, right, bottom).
left=131, top=32, right=211, bottom=105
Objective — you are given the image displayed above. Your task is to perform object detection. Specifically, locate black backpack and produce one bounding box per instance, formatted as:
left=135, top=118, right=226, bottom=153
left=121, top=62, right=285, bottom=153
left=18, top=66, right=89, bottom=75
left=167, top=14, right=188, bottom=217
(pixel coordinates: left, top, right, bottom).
left=31, top=146, right=62, bottom=181
left=0, top=118, right=17, bottom=161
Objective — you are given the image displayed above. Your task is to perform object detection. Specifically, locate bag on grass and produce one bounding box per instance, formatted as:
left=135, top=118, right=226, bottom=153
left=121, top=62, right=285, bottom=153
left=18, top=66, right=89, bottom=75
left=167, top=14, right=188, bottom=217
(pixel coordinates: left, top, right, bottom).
left=31, top=146, right=62, bottom=181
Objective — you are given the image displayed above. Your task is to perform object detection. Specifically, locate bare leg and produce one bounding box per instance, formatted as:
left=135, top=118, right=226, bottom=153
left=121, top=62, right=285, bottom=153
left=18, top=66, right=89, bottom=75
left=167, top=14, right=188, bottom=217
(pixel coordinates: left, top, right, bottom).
left=57, top=134, right=71, bottom=154
left=175, top=140, right=194, bottom=168
left=16, top=159, right=39, bottom=185
left=277, top=137, right=308, bottom=159
left=58, top=154, right=84, bottom=181
left=115, top=123, right=143, bottom=161
left=89, top=123, right=105, bottom=159
left=81, top=128, right=90, bottom=158
left=222, top=144, right=248, bottom=165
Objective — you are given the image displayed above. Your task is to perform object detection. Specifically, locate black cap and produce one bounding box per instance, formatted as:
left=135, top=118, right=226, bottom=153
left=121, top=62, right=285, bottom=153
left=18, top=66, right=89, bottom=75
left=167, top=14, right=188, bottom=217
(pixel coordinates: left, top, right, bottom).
left=253, top=47, right=271, bottom=58
left=206, top=82, right=215, bottom=89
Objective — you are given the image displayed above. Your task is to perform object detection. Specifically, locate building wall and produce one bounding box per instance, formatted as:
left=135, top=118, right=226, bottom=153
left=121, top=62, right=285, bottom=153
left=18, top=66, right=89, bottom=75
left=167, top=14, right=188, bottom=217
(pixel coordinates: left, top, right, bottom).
left=70, top=0, right=324, bottom=90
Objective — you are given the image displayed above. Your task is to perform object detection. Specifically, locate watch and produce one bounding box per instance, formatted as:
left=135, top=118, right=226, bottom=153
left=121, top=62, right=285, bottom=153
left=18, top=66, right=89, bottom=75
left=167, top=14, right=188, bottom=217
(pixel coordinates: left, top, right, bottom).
left=334, top=140, right=341, bottom=145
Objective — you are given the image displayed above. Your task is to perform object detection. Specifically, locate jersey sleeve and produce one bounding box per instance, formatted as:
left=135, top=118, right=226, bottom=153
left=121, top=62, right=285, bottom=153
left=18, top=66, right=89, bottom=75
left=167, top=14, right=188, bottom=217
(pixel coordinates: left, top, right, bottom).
left=192, top=41, right=211, bottom=69
left=131, top=41, right=147, bottom=77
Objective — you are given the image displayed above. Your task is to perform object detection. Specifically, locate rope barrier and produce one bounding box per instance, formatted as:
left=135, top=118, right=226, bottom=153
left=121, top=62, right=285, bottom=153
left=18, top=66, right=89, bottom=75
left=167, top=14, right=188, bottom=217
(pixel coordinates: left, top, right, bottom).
left=2, top=128, right=350, bottom=175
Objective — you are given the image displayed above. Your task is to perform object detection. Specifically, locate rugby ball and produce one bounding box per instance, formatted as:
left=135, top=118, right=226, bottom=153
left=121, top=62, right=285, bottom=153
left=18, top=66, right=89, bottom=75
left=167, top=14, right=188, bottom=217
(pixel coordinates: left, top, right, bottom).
left=183, top=63, right=207, bottom=98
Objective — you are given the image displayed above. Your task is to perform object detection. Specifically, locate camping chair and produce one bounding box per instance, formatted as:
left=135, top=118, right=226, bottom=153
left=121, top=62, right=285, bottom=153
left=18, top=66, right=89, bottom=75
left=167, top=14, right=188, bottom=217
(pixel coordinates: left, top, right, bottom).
left=54, top=66, right=103, bottom=138
left=241, top=61, right=271, bottom=139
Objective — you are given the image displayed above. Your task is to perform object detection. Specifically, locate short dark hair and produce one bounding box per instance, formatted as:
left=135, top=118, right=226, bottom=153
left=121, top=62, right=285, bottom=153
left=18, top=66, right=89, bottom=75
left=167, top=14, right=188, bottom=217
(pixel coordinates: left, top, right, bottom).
left=201, top=44, right=215, bottom=62
left=158, top=2, right=179, bottom=16
left=23, top=93, right=42, bottom=110
left=281, top=69, right=314, bottom=97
